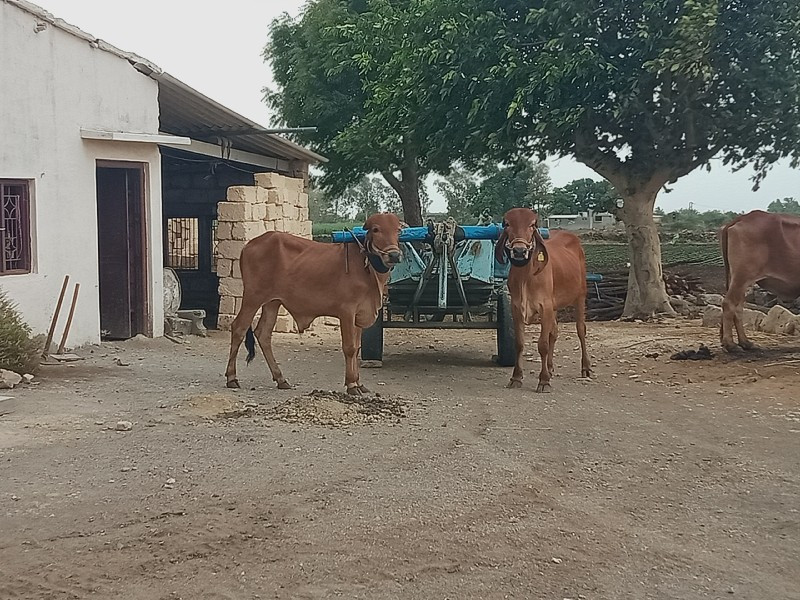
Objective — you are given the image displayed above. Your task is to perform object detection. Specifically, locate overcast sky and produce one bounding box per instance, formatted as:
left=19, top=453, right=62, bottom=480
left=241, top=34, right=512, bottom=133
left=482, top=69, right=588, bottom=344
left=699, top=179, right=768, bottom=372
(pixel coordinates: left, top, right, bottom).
left=38, top=0, right=800, bottom=213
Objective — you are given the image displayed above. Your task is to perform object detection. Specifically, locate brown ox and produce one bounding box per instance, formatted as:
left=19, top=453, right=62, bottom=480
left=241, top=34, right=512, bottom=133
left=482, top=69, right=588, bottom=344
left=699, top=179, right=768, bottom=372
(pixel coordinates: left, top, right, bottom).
left=720, top=210, right=800, bottom=352
left=496, top=208, right=591, bottom=392
left=225, top=213, right=403, bottom=394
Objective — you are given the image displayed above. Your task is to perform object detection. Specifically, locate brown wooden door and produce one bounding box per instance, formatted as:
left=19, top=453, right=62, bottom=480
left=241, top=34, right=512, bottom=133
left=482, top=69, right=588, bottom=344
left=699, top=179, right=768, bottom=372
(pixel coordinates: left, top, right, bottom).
left=96, top=166, right=146, bottom=339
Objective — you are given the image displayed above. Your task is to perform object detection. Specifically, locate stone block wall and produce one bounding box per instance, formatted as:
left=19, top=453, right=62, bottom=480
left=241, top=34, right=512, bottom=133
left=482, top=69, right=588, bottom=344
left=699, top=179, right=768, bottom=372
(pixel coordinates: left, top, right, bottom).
left=215, top=172, right=312, bottom=333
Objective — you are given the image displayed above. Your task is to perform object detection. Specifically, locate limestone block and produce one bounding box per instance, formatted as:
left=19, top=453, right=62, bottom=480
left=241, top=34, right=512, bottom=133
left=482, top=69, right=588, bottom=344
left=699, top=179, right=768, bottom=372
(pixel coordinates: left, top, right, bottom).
left=232, top=221, right=266, bottom=241
left=298, top=206, right=309, bottom=221
left=215, top=222, right=233, bottom=240
left=703, top=305, right=765, bottom=331
left=216, top=240, right=247, bottom=260
left=286, top=177, right=304, bottom=193
left=219, top=277, right=244, bottom=298
left=255, top=172, right=282, bottom=189
left=217, top=202, right=250, bottom=222
left=273, top=315, right=295, bottom=333
left=219, top=295, right=236, bottom=315
left=265, top=204, right=283, bottom=221
left=266, top=189, right=281, bottom=205
left=263, top=220, right=276, bottom=232
left=297, top=192, right=309, bottom=209
left=235, top=297, right=242, bottom=313
left=217, top=314, right=236, bottom=331
left=744, top=308, right=766, bottom=331
left=216, top=258, right=232, bottom=278
left=227, top=186, right=258, bottom=203
left=702, top=293, right=724, bottom=307
left=278, top=305, right=289, bottom=316
left=251, top=203, right=268, bottom=221
left=231, top=260, right=241, bottom=279
left=299, top=220, right=312, bottom=238
left=762, top=305, right=797, bottom=335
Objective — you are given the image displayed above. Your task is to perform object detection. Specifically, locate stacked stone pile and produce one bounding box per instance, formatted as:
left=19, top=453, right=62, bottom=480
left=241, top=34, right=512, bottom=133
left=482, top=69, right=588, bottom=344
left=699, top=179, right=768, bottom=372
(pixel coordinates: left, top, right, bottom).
left=215, top=173, right=311, bottom=333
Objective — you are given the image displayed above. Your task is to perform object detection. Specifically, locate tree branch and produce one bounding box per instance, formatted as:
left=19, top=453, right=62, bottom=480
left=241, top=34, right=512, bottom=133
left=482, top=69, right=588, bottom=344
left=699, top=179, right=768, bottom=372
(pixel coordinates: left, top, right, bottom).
left=380, top=170, right=404, bottom=194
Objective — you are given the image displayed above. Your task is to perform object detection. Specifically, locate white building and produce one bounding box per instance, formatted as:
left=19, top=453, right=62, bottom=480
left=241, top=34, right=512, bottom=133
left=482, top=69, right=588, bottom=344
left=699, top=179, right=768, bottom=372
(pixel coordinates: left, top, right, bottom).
left=0, top=0, right=322, bottom=346
left=546, top=211, right=617, bottom=230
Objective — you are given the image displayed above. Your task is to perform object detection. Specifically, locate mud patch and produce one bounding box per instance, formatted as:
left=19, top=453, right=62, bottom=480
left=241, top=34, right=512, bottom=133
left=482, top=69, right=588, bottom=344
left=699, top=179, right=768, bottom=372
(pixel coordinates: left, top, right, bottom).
left=265, top=389, right=407, bottom=427
left=181, top=393, right=251, bottom=420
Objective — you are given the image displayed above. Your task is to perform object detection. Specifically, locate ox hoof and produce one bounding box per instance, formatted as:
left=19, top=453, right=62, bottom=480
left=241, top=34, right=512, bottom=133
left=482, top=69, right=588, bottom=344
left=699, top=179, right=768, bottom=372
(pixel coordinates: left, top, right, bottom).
left=347, top=386, right=363, bottom=396
left=536, top=382, right=552, bottom=393
left=722, top=342, right=743, bottom=354
left=581, top=368, right=593, bottom=378
left=357, top=384, right=370, bottom=394
left=226, top=379, right=240, bottom=389
left=739, top=341, right=758, bottom=352
left=507, top=379, right=522, bottom=389
left=276, top=380, right=292, bottom=390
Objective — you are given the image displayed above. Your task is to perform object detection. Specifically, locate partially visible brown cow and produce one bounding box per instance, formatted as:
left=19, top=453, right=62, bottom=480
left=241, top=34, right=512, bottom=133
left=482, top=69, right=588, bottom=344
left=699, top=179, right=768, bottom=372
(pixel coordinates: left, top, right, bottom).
left=496, top=208, right=591, bottom=392
left=720, top=210, right=800, bottom=352
left=225, top=213, right=403, bottom=394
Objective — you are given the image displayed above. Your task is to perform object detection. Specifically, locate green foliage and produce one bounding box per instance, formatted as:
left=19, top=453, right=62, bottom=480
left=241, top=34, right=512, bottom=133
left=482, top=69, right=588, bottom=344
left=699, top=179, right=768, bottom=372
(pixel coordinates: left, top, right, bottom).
left=0, top=289, right=40, bottom=375
left=435, top=167, right=480, bottom=223
left=307, top=175, right=431, bottom=223
left=662, top=208, right=740, bottom=232
left=472, top=161, right=552, bottom=220
left=548, top=179, right=621, bottom=216
left=265, top=0, right=487, bottom=224
left=452, top=0, right=800, bottom=189
left=435, top=160, right=551, bottom=222
left=767, top=197, right=800, bottom=214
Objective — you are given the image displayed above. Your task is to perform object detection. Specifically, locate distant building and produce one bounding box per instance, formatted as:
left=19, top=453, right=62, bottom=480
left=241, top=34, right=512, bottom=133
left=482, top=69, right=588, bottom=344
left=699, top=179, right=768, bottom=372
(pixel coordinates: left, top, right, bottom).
left=546, top=211, right=617, bottom=230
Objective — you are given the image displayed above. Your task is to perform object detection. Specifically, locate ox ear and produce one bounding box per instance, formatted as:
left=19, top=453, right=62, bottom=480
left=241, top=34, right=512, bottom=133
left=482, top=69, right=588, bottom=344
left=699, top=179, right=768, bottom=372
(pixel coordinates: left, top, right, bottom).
left=495, top=228, right=508, bottom=264
left=532, top=228, right=549, bottom=268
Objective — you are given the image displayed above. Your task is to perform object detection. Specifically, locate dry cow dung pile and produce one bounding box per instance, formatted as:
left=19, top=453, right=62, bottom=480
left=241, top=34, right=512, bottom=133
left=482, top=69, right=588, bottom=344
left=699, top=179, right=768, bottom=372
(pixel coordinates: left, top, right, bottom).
left=266, top=390, right=408, bottom=427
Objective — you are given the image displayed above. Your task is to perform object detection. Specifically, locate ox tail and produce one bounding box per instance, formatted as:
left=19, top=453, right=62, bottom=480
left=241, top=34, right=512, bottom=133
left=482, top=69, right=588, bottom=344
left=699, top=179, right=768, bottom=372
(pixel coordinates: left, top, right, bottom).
left=720, top=224, right=731, bottom=291
left=244, top=327, right=256, bottom=364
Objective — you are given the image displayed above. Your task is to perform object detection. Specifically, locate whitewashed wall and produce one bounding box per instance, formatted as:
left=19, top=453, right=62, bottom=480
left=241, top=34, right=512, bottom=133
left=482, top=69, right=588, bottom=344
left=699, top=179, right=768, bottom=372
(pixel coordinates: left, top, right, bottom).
left=0, top=3, right=164, bottom=346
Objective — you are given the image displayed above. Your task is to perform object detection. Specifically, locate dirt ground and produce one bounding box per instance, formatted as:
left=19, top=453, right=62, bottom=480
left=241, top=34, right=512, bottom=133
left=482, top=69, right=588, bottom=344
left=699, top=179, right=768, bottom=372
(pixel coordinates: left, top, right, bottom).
left=1, top=320, right=798, bottom=600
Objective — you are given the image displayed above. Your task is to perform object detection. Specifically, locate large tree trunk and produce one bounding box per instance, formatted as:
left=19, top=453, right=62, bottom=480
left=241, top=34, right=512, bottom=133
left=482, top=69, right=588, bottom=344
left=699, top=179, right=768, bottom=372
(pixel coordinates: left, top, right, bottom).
left=619, top=189, right=675, bottom=319
left=397, top=165, right=422, bottom=227
left=381, top=163, right=423, bottom=227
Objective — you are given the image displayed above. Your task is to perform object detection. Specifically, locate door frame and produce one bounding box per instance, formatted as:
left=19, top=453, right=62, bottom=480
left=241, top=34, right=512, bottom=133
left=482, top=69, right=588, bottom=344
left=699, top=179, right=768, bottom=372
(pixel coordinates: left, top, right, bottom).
left=95, top=160, right=151, bottom=337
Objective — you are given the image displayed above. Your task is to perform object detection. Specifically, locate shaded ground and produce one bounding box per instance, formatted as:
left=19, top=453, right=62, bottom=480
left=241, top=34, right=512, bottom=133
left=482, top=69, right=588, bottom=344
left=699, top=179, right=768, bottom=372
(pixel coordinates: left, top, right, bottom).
left=1, top=321, right=798, bottom=600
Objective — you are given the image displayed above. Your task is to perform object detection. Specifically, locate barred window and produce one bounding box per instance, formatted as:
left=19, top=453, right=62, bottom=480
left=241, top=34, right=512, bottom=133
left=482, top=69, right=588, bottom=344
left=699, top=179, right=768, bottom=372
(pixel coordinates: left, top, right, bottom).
left=0, top=181, right=32, bottom=275
left=165, top=217, right=200, bottom=270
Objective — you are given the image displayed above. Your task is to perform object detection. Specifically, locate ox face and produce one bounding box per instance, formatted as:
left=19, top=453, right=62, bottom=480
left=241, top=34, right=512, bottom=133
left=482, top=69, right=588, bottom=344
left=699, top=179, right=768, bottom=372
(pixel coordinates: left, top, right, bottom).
left=496, top=207, right=549, bottom=269
left=364, top=212, right=404, bottom=270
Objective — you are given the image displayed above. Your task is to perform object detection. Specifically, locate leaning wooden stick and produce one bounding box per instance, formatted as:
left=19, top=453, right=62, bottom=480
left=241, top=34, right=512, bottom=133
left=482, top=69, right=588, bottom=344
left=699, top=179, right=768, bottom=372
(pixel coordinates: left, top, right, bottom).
left=57, top=283, right=80, bottom=355
left=42, top=275, right=70, bottom=359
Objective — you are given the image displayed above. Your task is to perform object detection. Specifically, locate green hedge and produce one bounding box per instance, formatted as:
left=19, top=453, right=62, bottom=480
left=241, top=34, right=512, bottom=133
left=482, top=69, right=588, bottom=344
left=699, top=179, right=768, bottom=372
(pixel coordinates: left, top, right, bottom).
left=0, top=289, right=40, bottom=374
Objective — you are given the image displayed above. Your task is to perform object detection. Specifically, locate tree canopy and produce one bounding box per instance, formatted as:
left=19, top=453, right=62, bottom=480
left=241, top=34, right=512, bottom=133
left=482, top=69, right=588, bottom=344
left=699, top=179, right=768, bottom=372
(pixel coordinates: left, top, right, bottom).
left=402, top=0, right=800, bottom=317
left=548, top=179, right=621, bottom=216
left=265, top=0, right=488, bottom=226
left=767, top=198, right=800, bottom=215
left=268, top=0, right=800, bottom=318
left=436, top=161, right=551, bottom=223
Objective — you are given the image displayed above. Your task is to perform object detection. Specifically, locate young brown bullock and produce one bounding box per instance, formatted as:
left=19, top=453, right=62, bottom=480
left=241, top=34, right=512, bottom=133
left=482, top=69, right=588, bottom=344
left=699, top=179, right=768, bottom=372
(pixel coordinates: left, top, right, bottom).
left=225, top=213, right=403, bottom=394
left=720, top=210, right=800, bottom=352
left=496, top=208, right=592, bottom=392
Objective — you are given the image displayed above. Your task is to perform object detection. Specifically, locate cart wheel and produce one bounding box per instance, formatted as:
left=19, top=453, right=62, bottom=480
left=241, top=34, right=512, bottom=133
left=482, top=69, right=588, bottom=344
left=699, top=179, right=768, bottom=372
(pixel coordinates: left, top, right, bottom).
left=495, top=286, right=517, bottom=367
left=361, top=310, right=384, bottom=362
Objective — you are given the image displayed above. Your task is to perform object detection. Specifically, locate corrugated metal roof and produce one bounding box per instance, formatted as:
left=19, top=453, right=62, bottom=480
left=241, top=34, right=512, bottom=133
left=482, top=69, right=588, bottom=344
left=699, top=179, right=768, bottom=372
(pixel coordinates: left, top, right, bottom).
left=5, top=0, right=325, bottom=166
left=150, top=71, right=325, bottom=164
